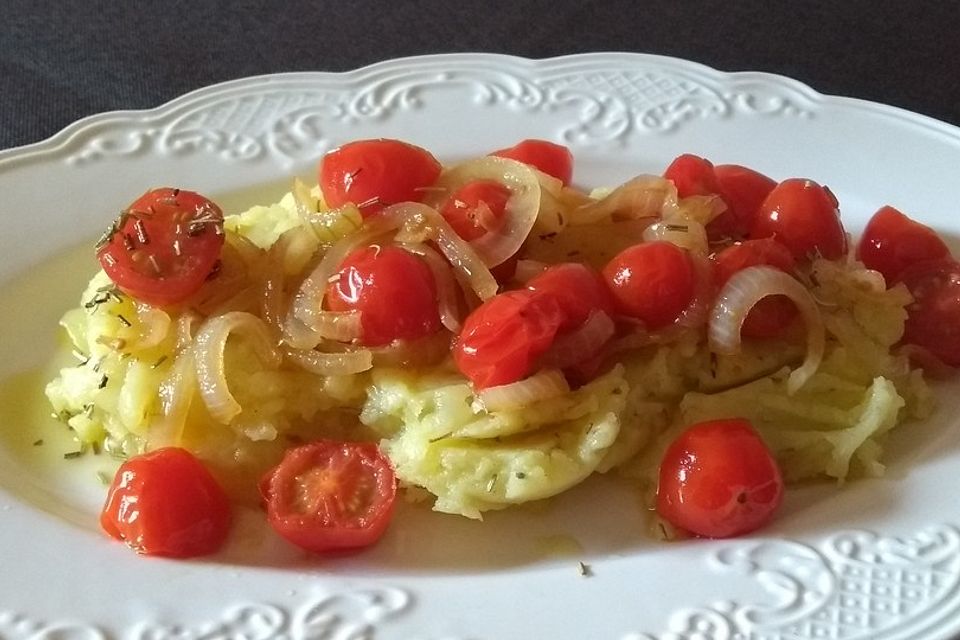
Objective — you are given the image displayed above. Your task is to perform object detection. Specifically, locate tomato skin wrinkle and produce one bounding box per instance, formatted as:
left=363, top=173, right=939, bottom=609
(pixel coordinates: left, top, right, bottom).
left=710, top=164, right=776, bottom=240
left=602, top=241, right=696, bottom=330
left=100, top=447, right=232, bottom=558
left=751, top=178, right=846, bottom=261
left=490, top=139, right=574, bottom=186
left=857, top=205, right=950, bottom=284
left=319, top=139, right=441, bottom=216
left=262, top=440, right=397, bottom=554
left=663, top=154, right=720, bottom=198
left=326, top=245, right=441, bottom=346
left=897, top=258, right=960, bottom=366
left=97, top=188, right=225, bottom=307
left=454, top=290, right=565, bottom=388
left=656, top=418, right=783, bottom=539
left=526, top=262, right=615, bottom=332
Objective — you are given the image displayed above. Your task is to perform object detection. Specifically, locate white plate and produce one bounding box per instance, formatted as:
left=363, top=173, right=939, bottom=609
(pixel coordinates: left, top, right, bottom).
left=2, top=52, right=960, bottom=640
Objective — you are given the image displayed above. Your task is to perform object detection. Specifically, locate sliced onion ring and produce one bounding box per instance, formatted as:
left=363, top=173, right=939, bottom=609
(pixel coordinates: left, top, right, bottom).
left=286, top=214, right=399, bottom=347
left=383, top=202, right=498, bottom=301
left=429, top=156, right=542, bottom=267
left=194, top=311, right=282, bottom=424
left=709, top=266, right=825, bottom=394
left=282, top=345, right=373, bottom=376
left=131, top=304, right=171, bottom=351
left=150, top=347, right=196, bottom=447
left=541, top=311, right=615, bottom=370
left=399, top=242, right=462, bottom=333
left=476, top=369, right=570, bottom=412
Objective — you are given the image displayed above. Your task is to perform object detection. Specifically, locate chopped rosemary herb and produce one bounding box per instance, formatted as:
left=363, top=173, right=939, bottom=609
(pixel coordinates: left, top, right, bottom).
left=152, top=355, right=168, bottom=369
left=116, top=314, right=132, bottom=327
left=63, top=450, right=84, bottom=460
left=98, top=375, right=109, bottom=389
left=577, top=561, right=592, bottom=577
left=33, top=439, right=43, bottom=447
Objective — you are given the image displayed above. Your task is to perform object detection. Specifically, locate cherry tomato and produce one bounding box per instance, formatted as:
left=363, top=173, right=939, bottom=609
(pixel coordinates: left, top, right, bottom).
left=490, top=139, right=574, bottom=186
left=319, top=139, right=441, bottom=216
left=857, top=205, right=950, bottom=284
left=708, top=164, right=777, bottom=240
left=713, top=239, right=798, bottom=338
left=454, top=290, right=565, bottom=388
left=261, top=440, right=396, bottom=554
left=326, top=245, right=441, bottom=347
left=100, top=447, right=231, bottom=557
left=96, top=188, right=225, bottom=307
left=897, top=258, right=960, bottom=366
left=751, top=178, right=846, bottom=260
left=656, top=418, right=783, bottom=538
left=663, top=154, right=720, bottom=198
left=526, top=262, right=615, bottom=332
left=602, top=241, right=697, bottom=330
left=440, top=179, right=511, bottom=242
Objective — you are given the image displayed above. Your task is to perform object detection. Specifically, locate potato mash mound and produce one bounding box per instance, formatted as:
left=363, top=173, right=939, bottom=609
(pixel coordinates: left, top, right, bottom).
left=46, top=167, right=931, bottom=518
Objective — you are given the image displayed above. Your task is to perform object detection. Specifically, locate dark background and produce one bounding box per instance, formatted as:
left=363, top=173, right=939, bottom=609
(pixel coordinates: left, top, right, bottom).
left=2, top=0, right=959, bottom=150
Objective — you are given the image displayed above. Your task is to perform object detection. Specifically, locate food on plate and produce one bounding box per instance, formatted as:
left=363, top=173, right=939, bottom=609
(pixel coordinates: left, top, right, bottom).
left=44, top=140, right=950, bottom=556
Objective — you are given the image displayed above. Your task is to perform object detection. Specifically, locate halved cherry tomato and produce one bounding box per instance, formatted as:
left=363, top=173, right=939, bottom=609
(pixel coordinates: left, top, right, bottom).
left=663, top=154, right=720, bottom=198
left=96, top=188, right=225, bottom=307
left=857, top=205, right=950, bottom=284
left=100, top=447, right=232, bottom=557
left=713, top=238, right=798, bottom=338
left=319, top=139, right=441, bottom=216
left=526, top=262, right=615, bottom=332
left=897, top=258, right=960, bottom=366
left=709, top=164, right=777, bottom=240
left=454, top=290, right=565, bottom=388
left=490, top=139, right=574, bottom=186
left=602, top=241, right=696, bottom=330
left=440, top=179, right=511, bottom=242
left=261, top=440, right=396, bottom=554
left=326, top=245, right=441, bottom=347
left=751, top=178, right=846, bottom=260
left=656, top=418, right=783, bottom=538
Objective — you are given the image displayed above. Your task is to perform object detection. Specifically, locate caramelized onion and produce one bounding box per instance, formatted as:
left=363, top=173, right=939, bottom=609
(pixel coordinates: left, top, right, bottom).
left=476, top=369, right=570, bottom=412
left=574, top=175, right=676, bottom=225
left=370, top=331, right=452, bottom=367
left=514, top=259, right=550, bottom=284
left=676, top=254, right=716, bottom=329
left=643, top=220, right=709, bottom=256
left=193, top=312, right=282, bottom=424
left=709, top=266, right=825, bottom=394
left=282, top=345, right=373, bottom=376
left=541, top=311, right=615, bottom=370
